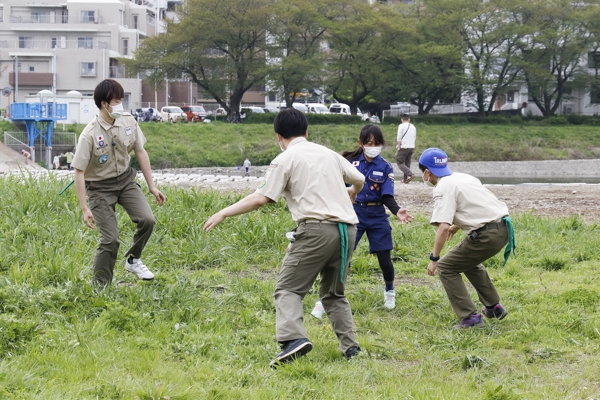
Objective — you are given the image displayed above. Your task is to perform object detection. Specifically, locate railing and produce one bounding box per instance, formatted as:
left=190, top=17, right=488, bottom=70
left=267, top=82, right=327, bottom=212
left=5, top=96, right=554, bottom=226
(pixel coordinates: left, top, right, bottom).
left=4, top=132, right=35, bottom=163
left=10, top=103, right=68, bottom=120
left=9, top=14, right=104, bottom=24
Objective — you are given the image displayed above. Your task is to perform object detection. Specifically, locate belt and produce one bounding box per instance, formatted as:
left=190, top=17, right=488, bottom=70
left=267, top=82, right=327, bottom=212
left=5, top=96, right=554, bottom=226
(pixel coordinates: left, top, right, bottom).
left=475, top=220, right=507, bottom=233
left=354, top=202, right=383, bottom=207
left=300, top=219, right=338, bottom=225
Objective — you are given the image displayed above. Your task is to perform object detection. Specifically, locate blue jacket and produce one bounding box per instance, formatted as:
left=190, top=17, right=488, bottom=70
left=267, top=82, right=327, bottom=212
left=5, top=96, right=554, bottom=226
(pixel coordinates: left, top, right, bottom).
left=349, top=153, right=395, bottom=203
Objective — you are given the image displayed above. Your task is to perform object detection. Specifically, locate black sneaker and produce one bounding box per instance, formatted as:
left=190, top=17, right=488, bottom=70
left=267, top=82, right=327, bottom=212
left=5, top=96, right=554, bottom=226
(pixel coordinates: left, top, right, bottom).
left=270, top=338, right=313, bottom=368
left=345, top=346, right=361, bottom=359
left=482, top=304, right=508, bottom=320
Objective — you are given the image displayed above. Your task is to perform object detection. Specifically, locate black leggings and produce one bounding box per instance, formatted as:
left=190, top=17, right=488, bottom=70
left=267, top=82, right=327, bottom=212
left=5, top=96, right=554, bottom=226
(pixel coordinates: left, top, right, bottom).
left=376, top=250, right=394, bottom=283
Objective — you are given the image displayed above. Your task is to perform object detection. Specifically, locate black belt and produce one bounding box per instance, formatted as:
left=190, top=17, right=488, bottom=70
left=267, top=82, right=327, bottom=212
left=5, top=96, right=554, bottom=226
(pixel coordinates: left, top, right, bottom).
left=475, top=220, right=506, bottom=233
left=354, top=202, right=383, bottom=207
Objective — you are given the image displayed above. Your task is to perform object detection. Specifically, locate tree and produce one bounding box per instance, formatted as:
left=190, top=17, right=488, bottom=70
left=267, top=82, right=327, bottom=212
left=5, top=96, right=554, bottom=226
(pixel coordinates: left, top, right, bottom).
left=380, top=0, right=463, bottom=115
left=324, top=0, right=385, bottom=115
left=268, top=0, right=328, bottom=107
left=124, top=0, right=274, bottom=118
left=513, top=0, right=593, bottom=116
left=459, top=0, right=523, bottom=116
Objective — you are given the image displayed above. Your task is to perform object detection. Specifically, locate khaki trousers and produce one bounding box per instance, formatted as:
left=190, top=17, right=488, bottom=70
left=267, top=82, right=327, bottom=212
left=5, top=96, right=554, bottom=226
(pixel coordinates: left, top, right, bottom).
left=275, top=221, right=359, bottom=352
left=86, top=167, right=156, bottom=285
left=437, top=224, right=508, bottom=319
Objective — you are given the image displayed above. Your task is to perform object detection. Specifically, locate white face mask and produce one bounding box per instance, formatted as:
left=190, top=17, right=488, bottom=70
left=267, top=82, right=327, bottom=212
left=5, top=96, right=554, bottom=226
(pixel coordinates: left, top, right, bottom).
left=423, top=171, right=435, bottom=187
left=363, top=146, right=382, bottom=158
left=277, top=140, right=285, bottom=152
left=108, top=103, right=124, bottom=119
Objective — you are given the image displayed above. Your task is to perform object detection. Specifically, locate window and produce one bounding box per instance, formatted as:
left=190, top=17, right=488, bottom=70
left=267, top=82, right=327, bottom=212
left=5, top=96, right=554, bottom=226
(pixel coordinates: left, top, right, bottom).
left=123, top=94, right=130, bottom=110
left=31, top=12, right=49, bottom=23
left=80, top=62, right=96, bottom=76
left=78, top=37, right=93, bottom=49
left=51, top=38, right=57, bottom=48
left=591, top=81, right=600, bottom=104
left=19, top=37, right=34, bottom=49
left=29, top=66, right=34, bottom=72
left=268, top=93, right=277, bottom=102
left=122, top=39, right=128, bottom=56
left=588, top=52, right=600, bottom=69
left=133, top=15, right=138, bottom=29
left=80, top=10, right=95, bottom=23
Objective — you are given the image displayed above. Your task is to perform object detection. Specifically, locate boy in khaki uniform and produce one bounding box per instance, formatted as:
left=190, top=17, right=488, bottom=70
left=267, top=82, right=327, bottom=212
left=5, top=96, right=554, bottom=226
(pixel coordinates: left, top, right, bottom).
left=72, top=79, right=166, bottom=286
left=419, top=148, right=515, bottom=328
left=204, top=109, right=365, bottom=367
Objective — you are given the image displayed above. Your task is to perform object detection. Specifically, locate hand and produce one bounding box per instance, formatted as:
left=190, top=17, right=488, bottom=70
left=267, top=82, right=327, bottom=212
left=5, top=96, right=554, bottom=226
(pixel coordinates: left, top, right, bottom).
left=150, top=188, right=166, bottom=205
left=82, top=208, right=96, bottom=229
left=447, top=225, right=460, bottom=241
left=204, top=212, right=226, bottom=232
left=396, top=208, right=413, bottom=224
left=347, top=187, right=357, bottom=203
left=427, top=261, right=438, bottom=276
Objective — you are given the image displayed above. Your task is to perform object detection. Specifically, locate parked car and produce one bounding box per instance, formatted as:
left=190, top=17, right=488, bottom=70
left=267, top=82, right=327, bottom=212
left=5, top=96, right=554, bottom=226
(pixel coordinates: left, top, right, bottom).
left=307, top=104, right=331, bottom=114
left=181, top=105, right=208, bottom=122
left=263, top=107, right=280, bottom=113
left=329, top=103, right=361, bottom=116
left=134, top=107, right=162, bottom=122
left=160, top=106, right=187, bottom=123
left=241, top=106, right=265, bottom=114
left=214, top=108, right=227, bottom=116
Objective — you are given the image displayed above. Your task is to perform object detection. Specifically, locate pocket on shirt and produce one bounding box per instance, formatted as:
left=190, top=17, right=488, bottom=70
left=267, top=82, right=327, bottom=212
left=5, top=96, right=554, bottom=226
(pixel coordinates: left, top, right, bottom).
left=367, top=173, right=385, bottom=184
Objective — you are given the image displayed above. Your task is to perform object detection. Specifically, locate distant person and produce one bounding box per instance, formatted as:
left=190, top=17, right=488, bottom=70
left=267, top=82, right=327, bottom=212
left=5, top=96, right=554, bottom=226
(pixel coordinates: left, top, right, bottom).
left=311, top=124, right=412, bottom=317
left=72, top=79, right=166, bottom=287
left=53, top=154, right=60, bottom=170
left=21, top=149, right=30, bottom=165
left=395, top=114, right=416, bottom=183
left=419, top=148, right=515, bottom=328
left=243, top=157, right=251, bottom=176
left=204, top=108, right=365, bottom=367
left=65, top=151, right=75, bottom=170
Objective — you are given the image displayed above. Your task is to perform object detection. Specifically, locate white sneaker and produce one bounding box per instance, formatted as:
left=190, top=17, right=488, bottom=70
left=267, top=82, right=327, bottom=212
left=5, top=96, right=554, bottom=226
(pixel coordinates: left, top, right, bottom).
left=311, top=301, right=325, bottom=319
left=125, top=258, right=155, bottom=280
left=384, top=290, right=396, bottom=309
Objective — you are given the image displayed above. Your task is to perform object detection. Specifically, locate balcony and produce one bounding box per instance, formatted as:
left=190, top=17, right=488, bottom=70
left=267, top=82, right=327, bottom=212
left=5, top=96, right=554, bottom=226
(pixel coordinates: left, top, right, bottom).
left=9, top=72, right=53, bottom=86
left=109, top=65, right=127, bottom=79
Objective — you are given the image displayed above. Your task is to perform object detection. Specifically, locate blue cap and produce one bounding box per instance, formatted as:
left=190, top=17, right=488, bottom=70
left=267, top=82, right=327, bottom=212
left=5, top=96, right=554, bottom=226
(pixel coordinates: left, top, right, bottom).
left=419, top=148, right=452, bottom=177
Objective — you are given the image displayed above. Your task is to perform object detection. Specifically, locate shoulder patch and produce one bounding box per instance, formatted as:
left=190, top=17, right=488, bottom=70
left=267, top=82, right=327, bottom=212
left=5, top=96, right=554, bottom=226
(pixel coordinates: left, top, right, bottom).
left=388, top=173, right=395, bottom=182
left=257, top=177, right=266, bottom=189
left=352, top=161, right=360, bottom=167
left=269, top=161, right=279, bottom=169
left=433, top=193, right=443, bottom=201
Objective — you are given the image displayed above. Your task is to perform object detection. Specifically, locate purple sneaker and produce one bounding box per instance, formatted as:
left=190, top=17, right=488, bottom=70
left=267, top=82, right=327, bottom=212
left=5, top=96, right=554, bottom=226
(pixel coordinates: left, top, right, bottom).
left=482, top=304, right=508, bottom=320
left=455, top=313, right=484, bottom=329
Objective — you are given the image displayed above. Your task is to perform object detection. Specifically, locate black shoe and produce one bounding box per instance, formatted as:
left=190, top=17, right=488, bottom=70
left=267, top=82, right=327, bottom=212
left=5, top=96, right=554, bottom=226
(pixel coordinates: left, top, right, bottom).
left=270, top=338, right=313, bottom=368
left=345, top=346, right=361, bottom=359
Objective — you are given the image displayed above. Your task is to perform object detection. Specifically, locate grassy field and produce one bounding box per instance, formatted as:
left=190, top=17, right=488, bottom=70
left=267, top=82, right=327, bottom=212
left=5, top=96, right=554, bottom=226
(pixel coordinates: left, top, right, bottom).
left=4, top=119, right=597, bottom=168
left=1, top=175, right=599, bottom=399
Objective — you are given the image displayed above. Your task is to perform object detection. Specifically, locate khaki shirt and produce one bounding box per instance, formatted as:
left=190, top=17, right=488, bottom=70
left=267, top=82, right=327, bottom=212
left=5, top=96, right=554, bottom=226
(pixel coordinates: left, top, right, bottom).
left=430, top=172, right=509, bottom=233
left=72, top=113, right=146, bottom=181
left=256, top=137, right=364, bottom=224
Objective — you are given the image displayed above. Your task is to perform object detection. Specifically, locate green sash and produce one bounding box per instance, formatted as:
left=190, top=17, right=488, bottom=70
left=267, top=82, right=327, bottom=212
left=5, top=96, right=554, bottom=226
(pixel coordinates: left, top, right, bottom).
left=338, top=223, right=348, bottom=282
left=502, top=216, right=516, bottom=266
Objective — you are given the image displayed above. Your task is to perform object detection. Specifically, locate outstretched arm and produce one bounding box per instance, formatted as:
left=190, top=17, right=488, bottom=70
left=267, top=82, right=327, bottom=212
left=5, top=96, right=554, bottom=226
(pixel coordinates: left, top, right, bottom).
left=204, top=193, right=272, bottom=232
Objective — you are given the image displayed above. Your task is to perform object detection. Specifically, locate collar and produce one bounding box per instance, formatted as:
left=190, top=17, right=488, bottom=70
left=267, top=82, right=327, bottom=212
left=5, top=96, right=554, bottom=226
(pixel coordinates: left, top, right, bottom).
left=357, top=152, right=380, bottom=164
left=96, top=115, right=125, bottom=130
left=287, top=136, right=307, bottom=148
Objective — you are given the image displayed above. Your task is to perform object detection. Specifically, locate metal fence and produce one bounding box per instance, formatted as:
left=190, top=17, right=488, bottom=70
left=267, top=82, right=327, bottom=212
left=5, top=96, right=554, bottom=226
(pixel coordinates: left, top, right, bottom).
left=4, top=131, right=35, bottom=163
left=3, top=131, right=76, bottom=166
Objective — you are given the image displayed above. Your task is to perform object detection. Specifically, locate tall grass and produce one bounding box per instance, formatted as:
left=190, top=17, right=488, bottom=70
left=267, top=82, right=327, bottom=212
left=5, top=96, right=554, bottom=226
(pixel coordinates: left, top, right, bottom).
left=1, top=175, right=599, bottom=398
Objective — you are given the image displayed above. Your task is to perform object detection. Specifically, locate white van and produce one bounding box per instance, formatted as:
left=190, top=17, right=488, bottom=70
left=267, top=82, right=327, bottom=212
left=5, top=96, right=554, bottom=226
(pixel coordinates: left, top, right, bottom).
left=307, top=104, right=331, bottom=114
left=278, top=102, right=309, bottom=113
left=329, top=103, right=361, bottom=116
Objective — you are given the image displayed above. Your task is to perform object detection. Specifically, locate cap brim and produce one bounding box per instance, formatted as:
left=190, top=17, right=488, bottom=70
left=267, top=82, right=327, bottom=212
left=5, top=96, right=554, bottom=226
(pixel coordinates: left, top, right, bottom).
left=428, top=166, right=452, bottom=177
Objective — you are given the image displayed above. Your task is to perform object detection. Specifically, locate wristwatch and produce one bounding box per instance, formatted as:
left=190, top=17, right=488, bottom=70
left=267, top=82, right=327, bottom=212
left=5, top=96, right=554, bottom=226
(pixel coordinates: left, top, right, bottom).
left=429, top=253, right=440, bottom=261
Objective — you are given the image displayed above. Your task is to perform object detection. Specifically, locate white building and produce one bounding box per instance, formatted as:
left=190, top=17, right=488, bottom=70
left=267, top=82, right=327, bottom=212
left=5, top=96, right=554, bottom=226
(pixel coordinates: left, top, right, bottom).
left=0, top=0, right=178, bottom=119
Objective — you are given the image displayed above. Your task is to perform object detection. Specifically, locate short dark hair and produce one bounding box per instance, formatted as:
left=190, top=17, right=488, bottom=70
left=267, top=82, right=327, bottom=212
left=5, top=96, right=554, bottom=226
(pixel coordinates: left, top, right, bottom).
left=402, top=113, right=410, bottom=120
left=273, top=108, right=308, bottom=138
left=418, top=163, right=427, bottom=172
left=94, top=79, right=125, bottom=109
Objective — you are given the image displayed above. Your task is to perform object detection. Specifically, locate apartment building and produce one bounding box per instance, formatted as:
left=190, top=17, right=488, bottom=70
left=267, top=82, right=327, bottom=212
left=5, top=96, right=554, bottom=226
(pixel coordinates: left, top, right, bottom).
left=0, top=0, right=176, bottom=116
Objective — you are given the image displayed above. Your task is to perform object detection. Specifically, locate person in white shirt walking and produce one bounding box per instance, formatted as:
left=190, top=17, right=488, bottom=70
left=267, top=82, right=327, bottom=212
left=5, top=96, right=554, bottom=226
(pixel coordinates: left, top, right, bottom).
left=243, top=157, right=251, bottom=176
left=395, top=114, right=417, bottom=183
